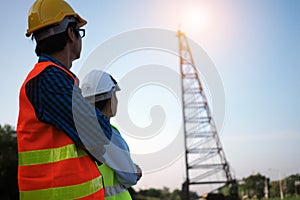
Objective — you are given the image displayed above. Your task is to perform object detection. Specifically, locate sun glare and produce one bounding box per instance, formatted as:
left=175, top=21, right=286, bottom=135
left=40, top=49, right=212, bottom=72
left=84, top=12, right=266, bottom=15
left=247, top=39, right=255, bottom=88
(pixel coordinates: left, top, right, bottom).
left=180, top=7, right=211, bottom=32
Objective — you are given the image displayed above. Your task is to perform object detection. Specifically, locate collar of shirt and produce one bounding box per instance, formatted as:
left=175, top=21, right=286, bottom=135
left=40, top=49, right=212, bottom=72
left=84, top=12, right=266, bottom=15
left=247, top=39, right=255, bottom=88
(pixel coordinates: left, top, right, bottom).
left=38, top=53, right=79, bottom=84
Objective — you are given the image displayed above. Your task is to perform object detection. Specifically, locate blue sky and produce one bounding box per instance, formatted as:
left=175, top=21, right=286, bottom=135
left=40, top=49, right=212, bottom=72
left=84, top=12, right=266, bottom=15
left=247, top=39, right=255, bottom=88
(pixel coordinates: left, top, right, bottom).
left=1, top=0, right=299, bottom=193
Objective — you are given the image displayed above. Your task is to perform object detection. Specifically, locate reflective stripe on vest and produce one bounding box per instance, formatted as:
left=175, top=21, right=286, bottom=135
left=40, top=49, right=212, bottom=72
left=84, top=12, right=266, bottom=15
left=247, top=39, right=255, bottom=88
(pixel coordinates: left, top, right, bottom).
left=20, top=175, right=103, bottom=200
left=19, top=144, right=86, bottom=166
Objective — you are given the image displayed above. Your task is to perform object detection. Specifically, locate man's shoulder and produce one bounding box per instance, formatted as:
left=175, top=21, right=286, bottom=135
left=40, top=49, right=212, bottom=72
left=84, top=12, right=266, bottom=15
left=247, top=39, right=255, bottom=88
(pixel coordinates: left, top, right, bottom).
left=38, top=64, right=73, bottom=80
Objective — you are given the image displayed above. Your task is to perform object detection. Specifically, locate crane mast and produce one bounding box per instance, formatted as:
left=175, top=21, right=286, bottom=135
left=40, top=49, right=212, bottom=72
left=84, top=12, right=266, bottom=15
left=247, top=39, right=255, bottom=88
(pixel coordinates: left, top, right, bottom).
left=178, top=30, right=233, bottom=199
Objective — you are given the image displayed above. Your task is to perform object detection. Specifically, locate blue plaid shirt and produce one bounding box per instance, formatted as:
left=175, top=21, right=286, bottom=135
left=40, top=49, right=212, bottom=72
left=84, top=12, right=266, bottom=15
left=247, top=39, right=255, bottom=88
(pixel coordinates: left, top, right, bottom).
left=26, top=53, right=112, bottom=158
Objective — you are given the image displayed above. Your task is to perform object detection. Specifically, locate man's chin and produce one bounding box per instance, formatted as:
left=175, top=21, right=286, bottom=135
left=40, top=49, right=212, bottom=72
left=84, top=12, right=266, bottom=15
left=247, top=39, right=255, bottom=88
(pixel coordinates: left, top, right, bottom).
left=75, top=55, right=81, bottom=60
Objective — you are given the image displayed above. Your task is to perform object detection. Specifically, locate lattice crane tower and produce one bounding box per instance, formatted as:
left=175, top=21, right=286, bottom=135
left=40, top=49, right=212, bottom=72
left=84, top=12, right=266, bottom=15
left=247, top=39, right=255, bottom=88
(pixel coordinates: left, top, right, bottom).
left=178, top=30, right=234, bottom=199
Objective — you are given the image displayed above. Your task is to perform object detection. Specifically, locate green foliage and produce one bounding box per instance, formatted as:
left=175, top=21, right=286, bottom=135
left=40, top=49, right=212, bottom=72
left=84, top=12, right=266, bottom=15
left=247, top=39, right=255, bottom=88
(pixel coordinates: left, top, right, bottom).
left=240, top=173, right=300, bottom=199
left=218, top=181, right=240, bottom=200
left=170, top=189, right=181, bottom=200
left=269, top=180, right=281, bottom=198
left=268, top=197, right=300, bottom=200
left=285, top=174, right=300, bottom=195
left=0, top=124, right=19, bottom=199
left=269, top=174, right=300, bottom=198
left=241, top=173, right=270, bottom=199
left=0, top=124, right=17, bottom=176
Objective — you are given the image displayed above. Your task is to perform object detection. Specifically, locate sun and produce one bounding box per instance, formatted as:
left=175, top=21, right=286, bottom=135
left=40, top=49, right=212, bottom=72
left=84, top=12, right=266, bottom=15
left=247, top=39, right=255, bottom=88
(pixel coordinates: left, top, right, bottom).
left=180, top=7, right=211, bottom=32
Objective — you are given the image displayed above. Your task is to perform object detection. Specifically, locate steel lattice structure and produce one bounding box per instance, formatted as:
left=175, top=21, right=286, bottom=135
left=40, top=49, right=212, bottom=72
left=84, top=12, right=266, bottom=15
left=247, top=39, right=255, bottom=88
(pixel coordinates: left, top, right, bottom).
left=178, top=30, right=234, bottom=199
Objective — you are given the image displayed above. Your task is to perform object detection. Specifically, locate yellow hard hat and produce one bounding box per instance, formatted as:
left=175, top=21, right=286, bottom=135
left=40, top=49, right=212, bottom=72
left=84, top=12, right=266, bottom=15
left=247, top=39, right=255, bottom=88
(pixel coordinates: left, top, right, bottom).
left=26, top=0, right=87, bottom=37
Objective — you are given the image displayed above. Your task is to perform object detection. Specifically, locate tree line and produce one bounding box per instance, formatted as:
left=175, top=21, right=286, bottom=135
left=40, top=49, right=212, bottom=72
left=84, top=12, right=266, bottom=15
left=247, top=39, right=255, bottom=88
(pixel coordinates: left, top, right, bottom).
left=237, top=173, right=300, bottom=199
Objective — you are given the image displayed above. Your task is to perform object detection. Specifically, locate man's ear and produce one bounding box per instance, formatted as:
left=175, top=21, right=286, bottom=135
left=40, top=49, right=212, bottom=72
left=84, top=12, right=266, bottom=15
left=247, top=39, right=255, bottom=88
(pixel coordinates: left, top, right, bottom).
left=67, top=27, right=75, bottom=42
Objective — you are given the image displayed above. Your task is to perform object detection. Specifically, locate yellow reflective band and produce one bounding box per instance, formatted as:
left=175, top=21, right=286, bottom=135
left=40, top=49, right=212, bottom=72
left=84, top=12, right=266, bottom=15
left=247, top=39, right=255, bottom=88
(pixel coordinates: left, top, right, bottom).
left=20, top=175, right=103, bottom=199
left=19, top=144, right=87, bottom=166
left=111, top=124, right=119, bottom=131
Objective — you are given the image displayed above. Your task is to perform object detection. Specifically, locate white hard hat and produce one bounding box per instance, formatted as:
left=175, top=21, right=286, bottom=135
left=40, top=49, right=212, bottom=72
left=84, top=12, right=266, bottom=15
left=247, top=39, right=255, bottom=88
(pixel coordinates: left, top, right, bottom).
left=81, top=70, right=120, bottom=103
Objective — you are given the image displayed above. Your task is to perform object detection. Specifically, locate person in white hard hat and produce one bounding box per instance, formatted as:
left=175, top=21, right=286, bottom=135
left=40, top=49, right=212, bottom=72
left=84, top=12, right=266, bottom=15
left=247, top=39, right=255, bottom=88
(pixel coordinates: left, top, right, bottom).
left=81, top=70, right=142, bottom=199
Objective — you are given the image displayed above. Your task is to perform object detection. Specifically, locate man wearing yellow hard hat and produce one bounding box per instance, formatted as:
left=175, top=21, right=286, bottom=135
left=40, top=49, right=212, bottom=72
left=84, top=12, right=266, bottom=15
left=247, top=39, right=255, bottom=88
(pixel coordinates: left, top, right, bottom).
left=17, top=0, right=113, bottom=199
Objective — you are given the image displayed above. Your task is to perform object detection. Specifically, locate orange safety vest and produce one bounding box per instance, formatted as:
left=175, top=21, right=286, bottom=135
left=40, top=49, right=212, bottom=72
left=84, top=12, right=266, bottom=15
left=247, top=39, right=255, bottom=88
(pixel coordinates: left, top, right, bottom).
left=17, top=61, right=104, bottom=200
